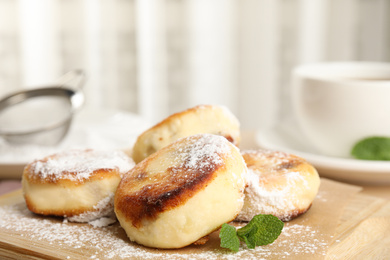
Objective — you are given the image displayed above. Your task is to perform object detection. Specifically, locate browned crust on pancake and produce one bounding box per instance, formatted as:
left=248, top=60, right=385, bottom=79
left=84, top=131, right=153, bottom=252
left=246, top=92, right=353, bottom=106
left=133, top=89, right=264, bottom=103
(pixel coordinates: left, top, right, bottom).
left=23, top=194, right=99, bottom=217
left=242, top=150, right=307, bottom=172
left=143, top=105, right=218, bottom=134
left=278, top=203, right=312, bottom=222
left=192, top=235, right=210, bottom=245
left=23, top=165, right=121, bottom=185
left=222, top=134, right=234, bottom=143
left=115, top=151, right=225, bottom=228
left=23, top=149, right=127, bottom=185
left=149, top=105, right=206, bottom=130
left=132, top=105, right=239, bottom=163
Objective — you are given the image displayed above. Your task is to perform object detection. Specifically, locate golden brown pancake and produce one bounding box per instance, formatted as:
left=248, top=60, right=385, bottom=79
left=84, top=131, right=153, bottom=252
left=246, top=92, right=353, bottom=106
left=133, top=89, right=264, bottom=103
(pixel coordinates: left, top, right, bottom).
left=115, top=134, right=247, bottom=249
left=132, top=105, right=240, bottom=163
left=22, top=149, right=134, bottom=222
left=236, top=149, right=320, bottom=222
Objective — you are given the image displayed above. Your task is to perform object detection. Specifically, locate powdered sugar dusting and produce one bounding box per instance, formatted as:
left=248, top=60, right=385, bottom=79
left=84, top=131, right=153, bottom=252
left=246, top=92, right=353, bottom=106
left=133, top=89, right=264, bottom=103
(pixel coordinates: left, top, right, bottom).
left=88, top=216, right=117, bottom=228
left=237, top=149, right=313, bottom=221
left=172, top=134, right=231, bottom=172
left=28, top=149, right=134, bottom=182
left=66, top=192, right=116, bottom=224
left=238, top=169, right=304, bottom=221
left=0, top=203, right=329, bottom=259
left=169, top=134, right=246, bottom=191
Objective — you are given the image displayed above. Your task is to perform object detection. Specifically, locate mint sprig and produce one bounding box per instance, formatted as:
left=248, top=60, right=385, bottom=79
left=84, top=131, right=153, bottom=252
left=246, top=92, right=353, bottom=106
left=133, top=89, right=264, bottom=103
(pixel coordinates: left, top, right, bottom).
left=219, top=214, right=284, bottom=252
left=220, top=223, right=240, bottom=252
left=351, top=136, right=390, bottom=160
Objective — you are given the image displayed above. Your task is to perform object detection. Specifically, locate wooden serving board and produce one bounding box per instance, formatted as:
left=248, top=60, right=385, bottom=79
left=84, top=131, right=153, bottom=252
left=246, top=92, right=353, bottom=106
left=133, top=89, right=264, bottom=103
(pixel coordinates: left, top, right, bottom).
left=327, top=193, right=390, bottom=259
left=0, top=179, right=389, bottom=260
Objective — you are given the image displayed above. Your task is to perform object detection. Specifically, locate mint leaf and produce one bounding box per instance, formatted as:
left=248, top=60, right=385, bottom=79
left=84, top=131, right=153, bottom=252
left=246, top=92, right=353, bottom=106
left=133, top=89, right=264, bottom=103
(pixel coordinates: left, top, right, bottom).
left=219, top=215, right=284, bottom=252
left=219, top=223, right=240, bottom=252
left=236, top=214, right=284, bottom=249
left=351, top=136, right=390, bottom=160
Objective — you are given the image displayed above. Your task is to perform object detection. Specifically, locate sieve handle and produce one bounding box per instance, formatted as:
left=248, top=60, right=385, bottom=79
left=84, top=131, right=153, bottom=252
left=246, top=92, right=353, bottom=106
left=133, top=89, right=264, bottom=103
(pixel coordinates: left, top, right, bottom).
left=56, top=70, right=86, bottom=91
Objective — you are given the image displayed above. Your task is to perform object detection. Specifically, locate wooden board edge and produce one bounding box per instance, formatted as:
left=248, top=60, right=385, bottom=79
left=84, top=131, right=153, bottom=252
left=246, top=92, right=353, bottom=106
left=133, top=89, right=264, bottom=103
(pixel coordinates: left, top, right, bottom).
left=0, top=240, right=60, bottom=260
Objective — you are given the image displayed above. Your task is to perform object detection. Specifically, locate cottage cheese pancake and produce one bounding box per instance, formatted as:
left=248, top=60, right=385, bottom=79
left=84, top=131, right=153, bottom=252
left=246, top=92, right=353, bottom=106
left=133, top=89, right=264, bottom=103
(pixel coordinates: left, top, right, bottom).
left=22, top=149, right=134, bottom=222
left=236, top=149, right=320, bottom=222
left=132, top=105, right=240, bottom=163
left=115, top=134, right=247, bottom=249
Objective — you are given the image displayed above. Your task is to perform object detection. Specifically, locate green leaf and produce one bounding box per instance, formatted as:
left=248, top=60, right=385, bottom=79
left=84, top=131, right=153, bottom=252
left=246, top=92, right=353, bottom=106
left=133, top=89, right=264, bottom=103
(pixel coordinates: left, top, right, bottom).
left=236, top=214, right=284, bottom=248
left=219, top=223, right=240, bottom=252
left=351, top=136, right=390, bottom=160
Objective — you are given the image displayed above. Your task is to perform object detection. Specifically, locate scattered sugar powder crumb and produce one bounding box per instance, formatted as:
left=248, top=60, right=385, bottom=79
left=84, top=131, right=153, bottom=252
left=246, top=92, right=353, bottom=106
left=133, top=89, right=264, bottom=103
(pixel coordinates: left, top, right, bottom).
left=88, top=217, right=117, bottom=228
left=0, top=203, right=330, bottom=259
left=29, top=149, right=134, bottom=181
left=315, top=190, right=328, bottom=202
left=66, top=193, right=116, bottom=223
left=276, top=224, right=328, bottom=256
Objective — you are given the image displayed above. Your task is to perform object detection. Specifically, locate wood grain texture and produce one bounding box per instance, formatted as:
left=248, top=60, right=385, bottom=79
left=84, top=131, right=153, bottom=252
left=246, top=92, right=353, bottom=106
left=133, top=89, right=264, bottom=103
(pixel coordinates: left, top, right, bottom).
left=0, top=179, right=387, bottom=259
left=327, top=215, right=390, bottom=259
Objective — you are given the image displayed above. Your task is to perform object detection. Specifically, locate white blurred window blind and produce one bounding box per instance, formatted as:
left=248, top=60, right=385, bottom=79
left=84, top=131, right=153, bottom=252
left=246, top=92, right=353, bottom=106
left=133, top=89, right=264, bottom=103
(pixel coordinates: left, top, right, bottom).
left=0, top=0, right=389, bottom=129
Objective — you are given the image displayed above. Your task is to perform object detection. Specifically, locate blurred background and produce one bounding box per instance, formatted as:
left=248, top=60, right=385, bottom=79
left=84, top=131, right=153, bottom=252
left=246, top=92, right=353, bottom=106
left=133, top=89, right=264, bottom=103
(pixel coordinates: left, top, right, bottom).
left=0, top=0, right=389, bottom=130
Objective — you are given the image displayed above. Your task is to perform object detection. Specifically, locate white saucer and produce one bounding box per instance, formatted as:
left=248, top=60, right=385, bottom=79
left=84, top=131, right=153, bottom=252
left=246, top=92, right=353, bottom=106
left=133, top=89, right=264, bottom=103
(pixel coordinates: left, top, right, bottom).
left=0, top=108, right=151, bottom=179
left=255, top=124, right=390, bottom=185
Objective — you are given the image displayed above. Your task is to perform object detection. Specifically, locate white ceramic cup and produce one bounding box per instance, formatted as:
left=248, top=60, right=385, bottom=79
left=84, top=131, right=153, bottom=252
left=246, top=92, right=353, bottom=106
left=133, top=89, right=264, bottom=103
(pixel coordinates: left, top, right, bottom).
left=291, top=62, right=390, bottom=158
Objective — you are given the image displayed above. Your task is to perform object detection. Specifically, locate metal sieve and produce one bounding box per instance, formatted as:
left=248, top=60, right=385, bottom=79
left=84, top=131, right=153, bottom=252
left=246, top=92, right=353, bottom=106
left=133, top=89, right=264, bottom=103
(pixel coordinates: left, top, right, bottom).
left=0, top=70, right=85, bottom=146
